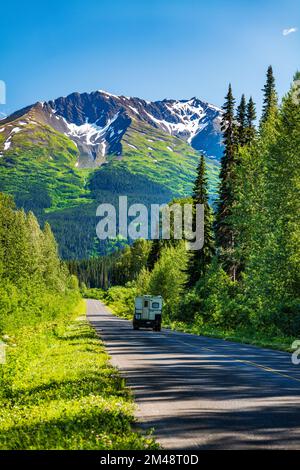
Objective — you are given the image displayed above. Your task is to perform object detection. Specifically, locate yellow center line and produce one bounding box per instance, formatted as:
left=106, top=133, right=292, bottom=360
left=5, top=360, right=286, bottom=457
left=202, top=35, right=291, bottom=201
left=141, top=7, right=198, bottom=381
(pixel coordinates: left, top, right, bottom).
left=163, top=331, right=300, bottom=383
left=236, top=359, right=300, bottom=383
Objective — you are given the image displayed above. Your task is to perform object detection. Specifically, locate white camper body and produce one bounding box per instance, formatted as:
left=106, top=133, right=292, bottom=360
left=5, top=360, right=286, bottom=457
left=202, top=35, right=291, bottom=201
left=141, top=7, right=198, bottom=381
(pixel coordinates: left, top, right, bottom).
left=133, top=295, right=163, bottom=331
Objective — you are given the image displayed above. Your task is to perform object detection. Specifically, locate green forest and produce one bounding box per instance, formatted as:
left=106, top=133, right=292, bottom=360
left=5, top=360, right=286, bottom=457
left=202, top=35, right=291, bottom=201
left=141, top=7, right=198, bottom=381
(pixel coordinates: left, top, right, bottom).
left=0, top=115, right=219, bottom=260
left=0, top=194, right=156, bottom=449
left=71, top=67, right=300, bottom=350
left=0, top=66, right=299, bottom=450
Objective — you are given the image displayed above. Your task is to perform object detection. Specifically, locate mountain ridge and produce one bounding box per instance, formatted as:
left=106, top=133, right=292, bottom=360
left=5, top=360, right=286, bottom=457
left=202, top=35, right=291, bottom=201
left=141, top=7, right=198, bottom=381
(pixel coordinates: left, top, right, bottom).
left=0, top=89, right=222, bottom=258
left=0, top=90, right=223, bottom=166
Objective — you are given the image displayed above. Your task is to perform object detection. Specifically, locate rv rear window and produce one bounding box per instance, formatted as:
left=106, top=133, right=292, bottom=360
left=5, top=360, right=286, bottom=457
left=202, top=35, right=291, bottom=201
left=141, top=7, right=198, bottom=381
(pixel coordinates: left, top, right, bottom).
left=152, top=302, right=159, bottom=308
left=144, top=300, right=149, bottom=307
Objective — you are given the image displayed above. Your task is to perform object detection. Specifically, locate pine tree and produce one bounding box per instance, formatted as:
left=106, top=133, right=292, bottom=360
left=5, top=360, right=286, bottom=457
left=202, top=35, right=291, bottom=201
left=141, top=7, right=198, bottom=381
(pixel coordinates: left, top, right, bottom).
left=231, top=74, right=280, bottom=320
left=245, top=96, right=256, bottom=144
left=215, top=84, right=238, bottom=280
left=42, top=222, right=64, bottom=290
left=147, top=239, right=162, bottom=271
left=26, top=211, right=43, bottom=279
left=4, top=209, right=32, bottom=285
left=261, top=65, right=277, bottom=124
left=187, top=155, right=215, bottom=286
left=0, top=194, right=15, bottom=278
left=236, top=94, right=247, bottom=146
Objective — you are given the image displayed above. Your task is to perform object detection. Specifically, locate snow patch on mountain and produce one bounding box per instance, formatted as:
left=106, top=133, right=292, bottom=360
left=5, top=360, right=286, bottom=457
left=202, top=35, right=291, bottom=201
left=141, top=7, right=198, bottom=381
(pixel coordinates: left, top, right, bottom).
left=64, top=113, right=119, bottom=146
left=1, top=88, right=224, bottom=165
left=129, top=105, right=139, bottom=115
left=97, top=90, right=120, bottom=100
left=144, top=98, right=216, bottom=145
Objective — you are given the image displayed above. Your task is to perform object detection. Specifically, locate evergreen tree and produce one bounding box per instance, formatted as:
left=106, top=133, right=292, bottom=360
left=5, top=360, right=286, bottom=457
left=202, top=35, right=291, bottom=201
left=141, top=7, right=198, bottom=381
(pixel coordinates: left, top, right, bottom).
left=0, top=192, right=79, bottom=331
left=0, top=194, right=15, bottom=279
left=215, top=84, right=238, bottom=280
left=4, top=209, right=32, bottom=285
left=245, top=96, right=256, bottom=144
left=147, top=239, right=164, bottom=271
left=187, top=155, right=215, bottom=286
left=26, top=211, right=43, bottom=279
left=232, top=76, right=280, bottom=321
left=260, top=75, right=300, bottom=316
left=261, top=65, right=278, bottom=124
left=236, top=94, right=247, bottom=146
left=42, top=222, right=64, bottom=290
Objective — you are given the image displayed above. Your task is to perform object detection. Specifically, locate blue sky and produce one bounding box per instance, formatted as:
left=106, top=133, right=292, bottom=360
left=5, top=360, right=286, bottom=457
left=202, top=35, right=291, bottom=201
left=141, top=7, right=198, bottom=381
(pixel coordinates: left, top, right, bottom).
left=1, top=0, right=299, bottom=115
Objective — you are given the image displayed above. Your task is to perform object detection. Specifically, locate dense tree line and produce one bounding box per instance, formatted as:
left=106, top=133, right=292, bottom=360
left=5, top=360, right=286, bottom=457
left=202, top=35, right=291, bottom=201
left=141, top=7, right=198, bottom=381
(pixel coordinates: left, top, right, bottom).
left=71, top=67, right=300, bottom=338
left=0, top=193, right=79, bottom=332
left=182, top=66, right=300, bottom=335
left=67, top=239, right=151, bottom=289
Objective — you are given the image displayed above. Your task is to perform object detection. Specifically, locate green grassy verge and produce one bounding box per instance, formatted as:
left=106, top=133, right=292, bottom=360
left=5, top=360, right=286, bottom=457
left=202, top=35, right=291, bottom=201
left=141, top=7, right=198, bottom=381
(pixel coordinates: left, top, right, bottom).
left=164, top=320, right=295, bottom=353
left=84, top=288, right=295, bottom=353
left=0, top=299, right=158, bottom=450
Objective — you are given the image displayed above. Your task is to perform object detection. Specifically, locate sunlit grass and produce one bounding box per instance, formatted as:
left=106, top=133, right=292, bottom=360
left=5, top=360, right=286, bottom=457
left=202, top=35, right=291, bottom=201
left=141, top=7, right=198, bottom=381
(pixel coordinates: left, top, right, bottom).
left=0, top=301, right=157, bottom=450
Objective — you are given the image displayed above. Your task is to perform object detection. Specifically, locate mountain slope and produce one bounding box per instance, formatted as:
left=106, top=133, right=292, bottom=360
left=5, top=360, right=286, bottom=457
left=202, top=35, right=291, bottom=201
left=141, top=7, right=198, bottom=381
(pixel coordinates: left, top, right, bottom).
left=0, top=90, right=221, bottom=258
left=1, top=90, right=223, bottom=166
left=50, top=91, right=224, bottom=163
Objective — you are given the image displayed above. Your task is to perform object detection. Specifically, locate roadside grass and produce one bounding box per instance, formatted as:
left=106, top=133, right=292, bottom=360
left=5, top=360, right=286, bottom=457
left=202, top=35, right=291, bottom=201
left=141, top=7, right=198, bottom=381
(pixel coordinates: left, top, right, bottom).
left=164, top=320, right=295, bottom=353
left=0, top=300, right=158, bottom=450
left=85, top=288, right=296, bottom=353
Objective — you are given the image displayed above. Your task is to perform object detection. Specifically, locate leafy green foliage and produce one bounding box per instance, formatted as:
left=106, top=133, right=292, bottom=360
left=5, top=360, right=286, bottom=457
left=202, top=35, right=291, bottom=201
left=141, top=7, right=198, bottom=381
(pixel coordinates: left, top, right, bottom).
left=92, top=68, right=300, bottom=347
left=0, top=194, right=157, bottom=449
left=68, top=239, right=151, bottom=289
left=0, top=124, right=89, bottom=212
left=0, top=307, right=157, bottom=449
left=147, top=242, right=188, bottom=318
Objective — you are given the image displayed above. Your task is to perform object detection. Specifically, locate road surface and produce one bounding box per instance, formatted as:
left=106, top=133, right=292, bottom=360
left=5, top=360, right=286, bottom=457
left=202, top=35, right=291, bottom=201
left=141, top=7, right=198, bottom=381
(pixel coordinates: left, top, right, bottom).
left=87, top=299, right=300, bottom=449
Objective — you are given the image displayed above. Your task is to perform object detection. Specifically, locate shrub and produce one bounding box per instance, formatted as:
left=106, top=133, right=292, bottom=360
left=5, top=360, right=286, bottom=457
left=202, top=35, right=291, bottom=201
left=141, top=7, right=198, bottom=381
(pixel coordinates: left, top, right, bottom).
left=147, top=242, right=188, bottom=319
left=268, top=300, right=300, bottom=336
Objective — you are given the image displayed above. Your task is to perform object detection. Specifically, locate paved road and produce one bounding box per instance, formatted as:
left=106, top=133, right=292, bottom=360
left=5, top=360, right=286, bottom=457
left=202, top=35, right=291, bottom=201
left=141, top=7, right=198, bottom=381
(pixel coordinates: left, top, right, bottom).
left=87, top=299, right=300, bottom=449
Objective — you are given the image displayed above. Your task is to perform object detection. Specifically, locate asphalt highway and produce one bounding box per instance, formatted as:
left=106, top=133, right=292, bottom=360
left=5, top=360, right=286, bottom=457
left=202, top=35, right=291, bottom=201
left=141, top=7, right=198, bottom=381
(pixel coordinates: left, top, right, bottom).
left=87, top=299, right=300, bottom=449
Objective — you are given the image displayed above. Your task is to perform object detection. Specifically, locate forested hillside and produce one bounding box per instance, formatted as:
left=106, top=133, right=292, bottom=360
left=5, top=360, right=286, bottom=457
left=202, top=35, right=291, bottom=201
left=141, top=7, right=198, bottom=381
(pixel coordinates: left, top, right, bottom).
left=0, top=194, right=156, bottom=449
left=74, top=68, right=300, bottom=348
left=0, top=92, right=221, bottom=259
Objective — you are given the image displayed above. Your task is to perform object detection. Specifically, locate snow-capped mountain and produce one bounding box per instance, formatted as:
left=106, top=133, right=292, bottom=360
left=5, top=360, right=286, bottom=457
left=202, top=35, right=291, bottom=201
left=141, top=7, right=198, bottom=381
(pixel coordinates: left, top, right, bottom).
left=0, top=90, right=223, bottom=166
left=0, top=89, right=222, bottom=258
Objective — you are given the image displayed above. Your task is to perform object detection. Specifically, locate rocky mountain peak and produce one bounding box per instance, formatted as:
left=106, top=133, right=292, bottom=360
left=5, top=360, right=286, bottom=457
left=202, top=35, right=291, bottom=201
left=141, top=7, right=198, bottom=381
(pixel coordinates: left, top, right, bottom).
left=0, top=89, right=223, bottom=167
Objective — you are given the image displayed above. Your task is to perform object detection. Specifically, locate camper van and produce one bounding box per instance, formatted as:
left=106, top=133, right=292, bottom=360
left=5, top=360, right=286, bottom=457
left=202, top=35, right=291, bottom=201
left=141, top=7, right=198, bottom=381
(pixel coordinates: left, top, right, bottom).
left=133, top=295, right=163, bottom=331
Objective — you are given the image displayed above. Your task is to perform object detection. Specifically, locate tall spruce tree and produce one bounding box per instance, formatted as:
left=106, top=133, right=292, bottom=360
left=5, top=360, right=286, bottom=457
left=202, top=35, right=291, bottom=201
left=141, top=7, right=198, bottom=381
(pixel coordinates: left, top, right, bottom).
left=245, top=96, right=256, bottom=144
left=215, top=84, right=238, bottom=280
left=232, top=74, right=298, bottom=331
left=187, top=155, right=215, bottom=286
left=26, top=211, right=43, bottom=279
left=147, top=239, right=161, bottom=271
left=42, top=222, right=65, bottom=290
left=236, top=94, right=247, bottom=146
left=261, top=65, right=278, bottom=124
